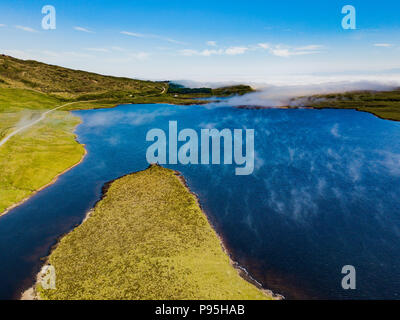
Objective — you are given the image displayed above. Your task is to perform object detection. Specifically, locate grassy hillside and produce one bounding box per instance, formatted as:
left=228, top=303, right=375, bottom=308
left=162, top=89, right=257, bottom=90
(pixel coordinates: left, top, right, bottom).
left=0, top=54, right=252, bottom=102
left=167, top=83, right=254, bottom=96
left=212, top=85, right=254, bottom=96
left=294, top=89, right=400, bottom=121
left=37, top=165, right=271, bottom=300
left=0, top=88, right=60, bottom=140
left=0, top=54, right=254, bottom=215
left=0, top=108, right=85, bottom=213
left=0, top=86, right=192, bottom=215
left=0, top=54, right=166, bottom=100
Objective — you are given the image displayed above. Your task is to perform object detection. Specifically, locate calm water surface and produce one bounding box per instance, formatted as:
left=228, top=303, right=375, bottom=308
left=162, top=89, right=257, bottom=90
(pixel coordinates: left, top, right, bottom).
left=1, top=103, right=400, bottom=299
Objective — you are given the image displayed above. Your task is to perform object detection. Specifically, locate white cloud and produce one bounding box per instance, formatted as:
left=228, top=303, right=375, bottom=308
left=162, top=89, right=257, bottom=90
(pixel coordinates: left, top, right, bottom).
left=62, top=51, right=95, bottom=58
left=74, top=26, right=94, bottom=33
left=271, top=48, right=319, bottom=57
left=206, top=41, right=217, bottom=47
left=42, top=50, right=61, bottom=57
left=0, top=24, right=6, bottom=27
left=120, top=31, right=145, bottom=37
left=129, top=52, right=149, bottom=60
left=85, top=48, right=110, bottom=53
left=257, top=43, right=324, bottom=57
left=225, top=46, right=248, bottom=55
left=295, top=45, right=324, bottom=51
left=201, top=49, right=222, bottom=56
left=255, top=43, right=324, bottom=58
left=180, top=49, right=197, bottom=56
left=180, top=49, right=222, bottom=56
left=269, top=44, right=323, bottom=58
left=258, top=43, right=270, bottom=49
left=180, top=46, right=248, bottom=57
left=15, top=25, right=37, bottom=33
left=1, top=49, right=31, bottom=59
left=373, top=43, right=393, bottom=48
left=270, top=48, right=293, bottom=57
left=111, top=46, right=124, bottom=51
left=121, top=31, right=184, bottom=44
left=163, top=37, right=184, bottom=44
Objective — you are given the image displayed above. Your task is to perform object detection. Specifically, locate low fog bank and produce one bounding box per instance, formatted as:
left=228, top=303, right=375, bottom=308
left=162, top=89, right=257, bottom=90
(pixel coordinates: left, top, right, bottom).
left=223, top=80, right=400, bottom=108
left=172, top=79, right=243, bottom=89
left=174, top=74, right=400, bottom=108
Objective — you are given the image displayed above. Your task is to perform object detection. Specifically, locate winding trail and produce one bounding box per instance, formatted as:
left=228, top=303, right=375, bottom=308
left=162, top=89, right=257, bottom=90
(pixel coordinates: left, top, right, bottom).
left=0, top=87, right=170, bottom=148
left=0, top=101, right=80, bottom=148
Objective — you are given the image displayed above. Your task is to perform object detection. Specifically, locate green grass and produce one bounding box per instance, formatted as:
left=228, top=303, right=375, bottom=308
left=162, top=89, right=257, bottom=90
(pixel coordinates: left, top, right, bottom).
left=167, top=83, right=254, bottom=97
left=294, top=89, right=400, bottom=121
left=0, top=54, right=252, bottom=101
left=212, top=85, right=254, bottom=96
left=0, top=86, right=218, bottom=216
left=0, top=54, right=266, bottom=301
left=0, top=87, right=83, bottom=213
left=0, top=84, right=214, bottom=215
left=0, top=54, right=254, bottom=215
left=37, top=165, right=271, bottom=300
left=0, top=54, right=166, bottom=99
left=0, top=109, right=85, bottom=213
left=0, top=88, right=61, bottom=139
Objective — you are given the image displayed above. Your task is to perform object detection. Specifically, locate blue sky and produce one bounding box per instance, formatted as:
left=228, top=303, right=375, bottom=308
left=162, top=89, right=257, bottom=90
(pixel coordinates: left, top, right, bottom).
left=1, top=0, right=400, bottom=84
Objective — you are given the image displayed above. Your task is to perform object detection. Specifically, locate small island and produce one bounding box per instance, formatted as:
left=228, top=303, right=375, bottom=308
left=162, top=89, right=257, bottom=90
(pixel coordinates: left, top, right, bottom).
left=33, top=165, right=273, bottom=300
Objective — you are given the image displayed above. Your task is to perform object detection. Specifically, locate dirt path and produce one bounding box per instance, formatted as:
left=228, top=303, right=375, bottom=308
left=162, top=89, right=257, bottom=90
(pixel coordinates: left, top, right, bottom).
left=0, top=101, right=81, bottom=147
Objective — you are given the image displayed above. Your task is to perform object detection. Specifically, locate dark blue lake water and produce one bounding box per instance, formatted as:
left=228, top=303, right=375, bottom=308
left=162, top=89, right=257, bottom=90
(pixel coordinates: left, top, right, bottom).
left=1, top=103, right=400, bottom=299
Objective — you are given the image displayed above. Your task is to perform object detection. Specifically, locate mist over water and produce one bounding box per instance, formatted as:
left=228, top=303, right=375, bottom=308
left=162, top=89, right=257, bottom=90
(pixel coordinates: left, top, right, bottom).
left=1, top=103, right=400, bottom=299
left=226, top=81, right=399, bottom=108
left=177, top=79, right=400, bottom=108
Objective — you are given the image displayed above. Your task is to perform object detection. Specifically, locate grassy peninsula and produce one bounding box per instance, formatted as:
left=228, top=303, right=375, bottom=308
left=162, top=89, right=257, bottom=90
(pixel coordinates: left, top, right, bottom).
left=36, top=165, right=271, bottom=300
left=0, top=54, right=252, bottom=215
left=294, top=89, right=400, bottom=121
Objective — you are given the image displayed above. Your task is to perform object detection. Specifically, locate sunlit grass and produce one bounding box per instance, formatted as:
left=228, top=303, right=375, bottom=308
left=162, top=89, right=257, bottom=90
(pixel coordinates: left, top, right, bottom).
left=0, top=110, right=84, bottom=213
left=0, top=76, right=242, bottom=215
left=38, top=165, right=271, bottom=300
left=0, top=55, right=166, bottom=99
left=0, top=88, right=60, bottom=139
left=298, top=90, right=400, bottom=121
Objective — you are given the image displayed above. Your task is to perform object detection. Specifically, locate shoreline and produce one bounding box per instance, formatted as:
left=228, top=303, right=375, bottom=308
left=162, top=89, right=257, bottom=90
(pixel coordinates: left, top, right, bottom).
left=0, top=143, right=87, bottom=219
left=0, top=107, right=91, bottom=218
left=4, top=99, right=397, bottom=218
left=0, top=97, right=209, bottom=218
left=7, top=100, right=392, bottom=299
left=236, top=104, right=400, bottom=122
left=11, top=99, right=389, bottom=299
left=21, top=164, right=282, bottom=300
left=174, top=170, right=283, bottom=300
